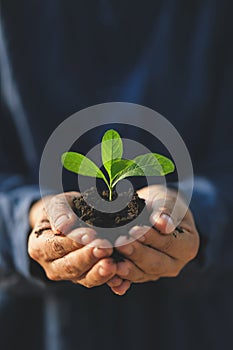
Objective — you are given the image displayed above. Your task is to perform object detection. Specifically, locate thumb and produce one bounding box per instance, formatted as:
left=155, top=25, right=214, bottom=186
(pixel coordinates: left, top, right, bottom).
left=150, top=212, right=176, bottom=234
left=45, top=192, right=81, bottom=234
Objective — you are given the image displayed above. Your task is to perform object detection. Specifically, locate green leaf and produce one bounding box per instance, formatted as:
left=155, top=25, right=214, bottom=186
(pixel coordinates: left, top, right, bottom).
left=112, top=153, right=174, bottom=187
left=61, top=152, right=105, bottom=179
left=101, top=129, right=123, bottom=180
left=112, top=161, right=143, bottom=187
left=107, top=159, right=135, bottom=180
left=133, top=153, right=175, bottom=176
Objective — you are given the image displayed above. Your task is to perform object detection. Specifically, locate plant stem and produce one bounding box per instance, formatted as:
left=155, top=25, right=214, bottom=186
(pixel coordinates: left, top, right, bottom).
left=108, top=179, right=113, bottom=201
left=101, top=175, right=113, bottom=201
left=109, top=187, right=112, bottom=201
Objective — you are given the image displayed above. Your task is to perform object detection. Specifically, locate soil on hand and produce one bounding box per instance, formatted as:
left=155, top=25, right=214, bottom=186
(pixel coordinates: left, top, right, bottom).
left=73, top=187, right=150, bottom=259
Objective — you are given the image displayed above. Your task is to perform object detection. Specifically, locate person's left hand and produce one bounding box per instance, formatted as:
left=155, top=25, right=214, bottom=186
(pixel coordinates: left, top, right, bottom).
left=107, top=185, right=200, bottom=295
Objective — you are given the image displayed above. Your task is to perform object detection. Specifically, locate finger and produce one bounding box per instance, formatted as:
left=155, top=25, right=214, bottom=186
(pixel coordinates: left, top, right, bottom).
left=151, top=213, right=176, bottom=234
left=137, top=185, right=166, bottom=207
left=115, top=237, right=176, bottom=276
left=150, top=192, right=188, bottom=234
left=116, top=259, right=160, bottom=283
left=45, top=192, right=81, bottom=234
left=107, top=276, right=124, bottom=288
left=33, top=219, right=52, bottom=237
left=32, top=199, right=50, bottom=226
left=110, top=280, right=131, bottom=296
left=66, top=227, right=97, bottom=246
left=29, top=227, right=97, bottom=261
left=130, top=225, right=174, bottom=253
left=76, top=258, right=117, bottom=288
left=130, top=224, right=198, bottom=261
left=116, top=259, right=146, bottom=282
left=138, top=186, right=186, bottom=234
left=48, top=239, right=113, bottom=280
left=129, top=225, right=186, bottom=259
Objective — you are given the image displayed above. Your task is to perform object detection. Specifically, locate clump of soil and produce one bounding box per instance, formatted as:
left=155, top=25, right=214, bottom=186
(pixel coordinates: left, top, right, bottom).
left=73, top=187, right=150, bottom=260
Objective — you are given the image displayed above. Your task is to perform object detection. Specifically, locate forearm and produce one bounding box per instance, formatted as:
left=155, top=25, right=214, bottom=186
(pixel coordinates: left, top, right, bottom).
left=168, top=175, right=232, bottom=270
left=0, top=176, right=55, bottom=294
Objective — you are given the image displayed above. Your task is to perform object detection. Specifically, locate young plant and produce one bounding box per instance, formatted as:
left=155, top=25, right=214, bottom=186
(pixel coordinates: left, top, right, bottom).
left=61, top=129, right=175, bottom=201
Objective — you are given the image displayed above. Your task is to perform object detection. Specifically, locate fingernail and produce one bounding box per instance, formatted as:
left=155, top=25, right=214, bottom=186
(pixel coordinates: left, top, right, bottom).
left=119, top=244, right=134, bottom=256
left=54, top=214, right=69, bottom=229
left=160, top=213, right=175, bottom=232
left=118, top=263, right=129, bottom=276
left=115, top=235, right=133, bottom=247
left=129, top=226, right=141, bottom=235
left=81, top=234, right=93, bottom=245
left=151, top=212, right=160, bottom=224
left=93, top=247, right=107, bottom=258
left=99, top=266, right=110, bottom=277
left=114, top=281, right=131, bottom=296
left=129, top=226, right=149, bottom=240
left=137, top=235, right=145, bottom=242
left=67, top=228, right=96, bottom=244
left=110, top=277, right=122, bottom=287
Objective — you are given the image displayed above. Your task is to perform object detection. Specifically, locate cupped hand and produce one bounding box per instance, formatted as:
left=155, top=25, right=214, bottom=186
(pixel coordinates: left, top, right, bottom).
left=28, top=192, right=117, bottom=288
left=108, top=185, right=200, bottom=295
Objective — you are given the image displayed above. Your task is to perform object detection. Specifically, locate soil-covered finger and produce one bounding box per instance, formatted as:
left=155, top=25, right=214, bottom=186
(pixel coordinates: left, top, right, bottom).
left=48, top=244, right=99, bottom=281
left=28, top=228, right=92, bottom=262
left=131, top=224, right=198, bottom=261
left=45, top=192, right=81, bottom=234
left=33, top=220, right=52, bottom=237
left=48, top=239, right=113, bottom=281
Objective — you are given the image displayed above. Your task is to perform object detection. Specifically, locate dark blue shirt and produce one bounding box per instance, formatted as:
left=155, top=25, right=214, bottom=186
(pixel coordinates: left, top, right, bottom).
left=0, top=1, right=233, bottom=350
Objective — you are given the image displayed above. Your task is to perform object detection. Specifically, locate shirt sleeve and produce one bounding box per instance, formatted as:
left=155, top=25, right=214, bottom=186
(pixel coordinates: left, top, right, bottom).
left=175, top=175, right=232, bottom=270
left=0, top=175, right=55, bottom=295
left=175, top=61, right=233, bottom=275
left=0, top=85, right=53, bottom=294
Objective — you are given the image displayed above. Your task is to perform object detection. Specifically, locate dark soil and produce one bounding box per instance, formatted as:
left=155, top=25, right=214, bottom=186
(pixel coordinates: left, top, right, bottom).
left=73, top=187, right=150, bottom=261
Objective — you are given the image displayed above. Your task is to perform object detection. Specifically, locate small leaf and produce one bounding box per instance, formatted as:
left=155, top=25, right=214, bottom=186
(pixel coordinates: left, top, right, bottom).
left=112, top=162, right=143, bottom=187
left=107, top=159, right=135, bottom=180
left=61, top=152, right=105, bottom=179
left=112, top=153, right=174, bottom=187
left=133, top=153, right=175, bottom=176
left=101, top=129, right=123, bottom=180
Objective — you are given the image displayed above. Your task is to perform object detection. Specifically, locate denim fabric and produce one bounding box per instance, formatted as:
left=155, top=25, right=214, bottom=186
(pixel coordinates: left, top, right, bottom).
left=0, top=1, right=233, bottom=350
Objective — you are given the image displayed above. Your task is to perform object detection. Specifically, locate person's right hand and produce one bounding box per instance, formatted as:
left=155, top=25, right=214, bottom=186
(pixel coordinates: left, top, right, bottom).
left=28, top=192, right=117, bottom=288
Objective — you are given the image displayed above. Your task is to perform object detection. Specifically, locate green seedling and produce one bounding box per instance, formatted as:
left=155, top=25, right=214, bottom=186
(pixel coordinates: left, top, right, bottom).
left=61, top=129, right=175, bottom=201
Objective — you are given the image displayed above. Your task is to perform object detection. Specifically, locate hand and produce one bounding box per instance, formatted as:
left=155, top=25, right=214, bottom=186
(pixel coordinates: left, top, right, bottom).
left=108, top=185, right=200, bottom=294
left=28, top=192, right=117, bottom=288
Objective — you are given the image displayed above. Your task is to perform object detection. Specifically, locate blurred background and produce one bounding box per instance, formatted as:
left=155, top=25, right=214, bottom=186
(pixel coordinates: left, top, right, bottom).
left=0, top=1, right=233, bottom=350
